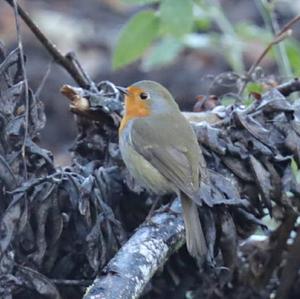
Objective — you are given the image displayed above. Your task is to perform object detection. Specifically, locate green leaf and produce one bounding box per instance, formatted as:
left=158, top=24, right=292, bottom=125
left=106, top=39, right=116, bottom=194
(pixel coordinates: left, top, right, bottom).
left=160, top=0, right=194, bottom=37
left=291, top=158, right=298, bottom=178
left=220, top=95, right=236, bottom=107
left=245, top=82, right=264, bottom=94
left=194, top=17, right=211, bottom=31
left=122, top=0, right=159, bottom=4
left=193, top=3, right=211, bottom=30
left=244, top=98, right=254, bottom=107
left=142, top=37, right=183, bottom=70
left=235, top=22, right=272, bottom=42
left=193, top=0, right=204, bottom=5
left=291, top=158, right=300, bottom=183
left=286, top=39, right=300, bottom=76
left=112, top=10, right=160, bottom=69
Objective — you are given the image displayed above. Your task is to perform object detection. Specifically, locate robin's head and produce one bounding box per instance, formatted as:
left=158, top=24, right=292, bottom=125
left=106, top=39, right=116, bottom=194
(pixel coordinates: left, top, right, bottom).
left=119, top=80, right=179, bottom=132
left=129, top=81, right=179, bottom=109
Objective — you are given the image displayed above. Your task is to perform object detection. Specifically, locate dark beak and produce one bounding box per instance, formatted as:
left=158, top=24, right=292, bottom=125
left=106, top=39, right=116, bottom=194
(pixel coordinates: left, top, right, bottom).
left=116, top=86, right=129, bottom=95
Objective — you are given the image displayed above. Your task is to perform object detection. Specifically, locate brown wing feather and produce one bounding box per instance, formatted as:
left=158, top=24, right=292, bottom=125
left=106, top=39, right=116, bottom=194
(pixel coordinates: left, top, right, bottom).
left=129, top=114, right=201, bottom=198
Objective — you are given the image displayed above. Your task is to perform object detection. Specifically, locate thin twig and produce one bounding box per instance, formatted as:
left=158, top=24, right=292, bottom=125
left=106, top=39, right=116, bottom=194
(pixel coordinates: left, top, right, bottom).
left=51, top=279, right=92, bottom=286
left=277, top=15, right=300, bottom=39
left=247, top=29, right=292, bottom=79
left=65, top=52, right=97, bottom=92
left=256, top=0, right=293, bottom=78
left=239, top=15, right=300, bottom=96
left=35, top=60, right=53, bottom=98
left=11, top=0, right=29, bottom=180
left=4, top=0, right=90, bottom=88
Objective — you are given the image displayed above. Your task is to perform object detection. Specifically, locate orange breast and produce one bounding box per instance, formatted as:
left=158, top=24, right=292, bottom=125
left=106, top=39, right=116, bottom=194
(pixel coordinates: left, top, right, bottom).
left=119, top=86, right=151, bottom=133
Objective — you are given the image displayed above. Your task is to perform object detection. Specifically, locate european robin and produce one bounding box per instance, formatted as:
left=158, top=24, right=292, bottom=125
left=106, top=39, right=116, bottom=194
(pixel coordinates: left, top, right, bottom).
left=118, top=80, right=207, bottom=259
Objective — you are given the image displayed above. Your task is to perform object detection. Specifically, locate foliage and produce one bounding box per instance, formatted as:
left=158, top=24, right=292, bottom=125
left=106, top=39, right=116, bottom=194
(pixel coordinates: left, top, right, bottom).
left=114, top=0, right=300, bottom=80
left=112, top=10, right=160, bottom=69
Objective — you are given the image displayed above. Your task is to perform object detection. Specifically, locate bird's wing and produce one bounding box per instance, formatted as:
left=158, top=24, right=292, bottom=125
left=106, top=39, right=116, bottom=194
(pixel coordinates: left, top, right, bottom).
left=129, top=114, right=201, bottom=198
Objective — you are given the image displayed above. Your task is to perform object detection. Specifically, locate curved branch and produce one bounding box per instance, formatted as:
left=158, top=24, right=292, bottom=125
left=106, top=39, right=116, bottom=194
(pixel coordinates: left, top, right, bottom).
left=83, top=200, right=185, bottom=299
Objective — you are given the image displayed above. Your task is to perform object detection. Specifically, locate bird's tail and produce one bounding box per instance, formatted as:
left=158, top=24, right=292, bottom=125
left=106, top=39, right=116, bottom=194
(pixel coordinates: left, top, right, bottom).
left=181, top=193, right=207, bottom=260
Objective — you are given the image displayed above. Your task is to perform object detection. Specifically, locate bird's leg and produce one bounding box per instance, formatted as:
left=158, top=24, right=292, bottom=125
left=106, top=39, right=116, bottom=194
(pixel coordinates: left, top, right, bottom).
left=142, top=197, right=179, bottom=228
left=157, top=200, right=176, bottom=214
left=146, top=195, right=178, bottom=219
left=145, top=195, right=162, bottom=221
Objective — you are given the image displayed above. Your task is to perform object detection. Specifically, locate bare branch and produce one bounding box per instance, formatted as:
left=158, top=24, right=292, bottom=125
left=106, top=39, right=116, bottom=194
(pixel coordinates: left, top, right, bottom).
left=239, top=15, right=300, bottom=95
left=83, top=200, right=185, bottom=299
left=4, top=0, right=90, bottom=88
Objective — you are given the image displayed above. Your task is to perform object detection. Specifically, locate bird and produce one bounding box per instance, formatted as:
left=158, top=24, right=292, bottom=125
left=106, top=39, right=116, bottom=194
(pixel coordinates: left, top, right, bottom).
left=118, top=80, right=207, bottom=260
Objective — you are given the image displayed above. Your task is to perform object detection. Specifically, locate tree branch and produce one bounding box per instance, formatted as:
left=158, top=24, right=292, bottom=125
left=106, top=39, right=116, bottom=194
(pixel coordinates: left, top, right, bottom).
left=4, top=0, right=90, bottom=88
left=239, top=15, right=300, bottom=95
left=275, top=227, right=300, bottom=299
left=83, top=200, right=185, bottom=299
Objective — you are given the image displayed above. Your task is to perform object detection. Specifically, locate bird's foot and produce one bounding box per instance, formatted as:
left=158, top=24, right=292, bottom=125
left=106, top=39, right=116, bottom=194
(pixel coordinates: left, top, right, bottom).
left=145, top=196, right=162, bottom=221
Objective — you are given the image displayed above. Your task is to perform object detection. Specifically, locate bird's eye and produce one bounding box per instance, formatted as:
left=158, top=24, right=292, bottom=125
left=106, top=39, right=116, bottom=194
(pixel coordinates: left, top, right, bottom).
left=139, top=92, right=149, bottom=100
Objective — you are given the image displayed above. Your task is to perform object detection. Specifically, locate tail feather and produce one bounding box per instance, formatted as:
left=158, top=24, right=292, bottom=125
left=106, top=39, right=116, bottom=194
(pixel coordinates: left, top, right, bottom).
left=181, top=193, right=207, bottom=260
